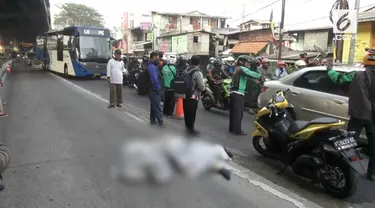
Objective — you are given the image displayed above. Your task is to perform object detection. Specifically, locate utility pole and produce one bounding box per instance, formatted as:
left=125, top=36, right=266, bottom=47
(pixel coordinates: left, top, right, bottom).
left=348, top=0, right=360, bottom=64
left=277, top=0, right=286, bottom=60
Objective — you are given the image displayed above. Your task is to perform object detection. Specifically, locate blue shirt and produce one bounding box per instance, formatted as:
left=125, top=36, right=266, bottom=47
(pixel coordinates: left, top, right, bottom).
left=147, top=61, right=161, bottom=91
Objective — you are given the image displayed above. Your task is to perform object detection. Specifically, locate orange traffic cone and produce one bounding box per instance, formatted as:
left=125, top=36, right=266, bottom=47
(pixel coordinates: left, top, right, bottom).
left=173, top=98, right=184, bottom=120
left=6, top=64, right=11, bottom=73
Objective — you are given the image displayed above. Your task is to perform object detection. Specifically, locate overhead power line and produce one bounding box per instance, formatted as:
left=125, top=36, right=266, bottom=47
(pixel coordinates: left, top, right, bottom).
left=227, top=0, right=281, bottom=25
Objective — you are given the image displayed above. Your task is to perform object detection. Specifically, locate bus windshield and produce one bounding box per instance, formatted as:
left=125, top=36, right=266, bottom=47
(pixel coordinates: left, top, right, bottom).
left=78, top=36, right=111, bottom=63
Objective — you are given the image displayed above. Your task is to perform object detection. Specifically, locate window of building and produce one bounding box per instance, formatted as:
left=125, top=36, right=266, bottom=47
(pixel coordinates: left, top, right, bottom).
left=190, top=17, right=193, bottom=24
left=220, top=19, right=225, bottom=29
left=193, top=36, right=199, bottom=43
left=293, top=70, right=348, bottom=97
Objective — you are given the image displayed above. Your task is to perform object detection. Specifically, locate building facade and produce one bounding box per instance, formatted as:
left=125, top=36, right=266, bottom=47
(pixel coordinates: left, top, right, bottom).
left=342, top=7, right=375, bottom=63
left=156, top=31, right=212, bottom=56
left=151, top=10, right=227, bottom=52
left=239, top=20, right=271, bottom=32
left=286, top=27, right=333, bottom=51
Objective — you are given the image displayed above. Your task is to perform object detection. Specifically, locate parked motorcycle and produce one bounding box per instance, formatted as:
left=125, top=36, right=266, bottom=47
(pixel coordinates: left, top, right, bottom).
left=252, top=89, right=366, bottom=198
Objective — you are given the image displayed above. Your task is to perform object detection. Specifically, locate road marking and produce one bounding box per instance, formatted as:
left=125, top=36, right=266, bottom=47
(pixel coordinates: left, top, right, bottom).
left=52, top=73, right=316, bottom=208
left=50, top=73, right=145, bottom=123
left=226, top=163, right=308, bottom=208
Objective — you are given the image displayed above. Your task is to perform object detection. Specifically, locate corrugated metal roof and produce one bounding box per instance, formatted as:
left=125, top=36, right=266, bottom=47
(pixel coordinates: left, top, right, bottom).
left=231, top=41, right=268, bottom=54
left=358, top=10, right=375, bottom=22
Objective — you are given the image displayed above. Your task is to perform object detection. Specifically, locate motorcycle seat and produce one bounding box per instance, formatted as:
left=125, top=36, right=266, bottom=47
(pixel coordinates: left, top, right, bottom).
left=291, top=117, right=339, bottom=134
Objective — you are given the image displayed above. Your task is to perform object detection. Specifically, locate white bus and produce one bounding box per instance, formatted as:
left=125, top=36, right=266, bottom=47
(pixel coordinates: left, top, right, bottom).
left=43, top=26, right=114, bottom=77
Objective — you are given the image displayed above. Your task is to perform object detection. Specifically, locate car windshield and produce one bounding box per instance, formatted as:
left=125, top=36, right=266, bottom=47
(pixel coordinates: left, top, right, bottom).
left=78, top=36, right=111, bottom=62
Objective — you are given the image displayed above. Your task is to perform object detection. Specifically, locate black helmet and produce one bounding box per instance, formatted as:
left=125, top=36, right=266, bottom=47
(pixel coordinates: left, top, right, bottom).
left=236, top=55, right=258, bottom=66
left=213, top=58, right=222, bottom=68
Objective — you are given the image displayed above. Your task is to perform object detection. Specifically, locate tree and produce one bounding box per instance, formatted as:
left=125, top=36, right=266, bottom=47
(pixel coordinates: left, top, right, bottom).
left=53, top=3, right=104, bottom=29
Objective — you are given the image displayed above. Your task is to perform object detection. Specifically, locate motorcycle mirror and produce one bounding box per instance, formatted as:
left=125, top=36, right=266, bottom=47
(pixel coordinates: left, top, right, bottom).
left=284, top=88, right=291, bottom=93
left=314, top=44, right=327, bottom=58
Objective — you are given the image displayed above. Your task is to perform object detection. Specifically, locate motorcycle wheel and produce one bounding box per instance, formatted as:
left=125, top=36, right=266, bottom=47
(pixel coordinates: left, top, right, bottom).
left=320, top=157, right=358, bottom=198
left=202, top=94, right=212, bottom=110
left=252, top=136, right=274, bottom=158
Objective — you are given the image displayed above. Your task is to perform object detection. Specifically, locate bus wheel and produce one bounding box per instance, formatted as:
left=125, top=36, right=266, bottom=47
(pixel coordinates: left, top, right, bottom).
left=64, top=65, right=68, bottom=76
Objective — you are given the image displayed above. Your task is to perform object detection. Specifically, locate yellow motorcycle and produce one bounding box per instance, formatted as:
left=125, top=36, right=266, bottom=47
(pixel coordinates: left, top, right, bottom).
left=252, top=89, right=366, bottom=198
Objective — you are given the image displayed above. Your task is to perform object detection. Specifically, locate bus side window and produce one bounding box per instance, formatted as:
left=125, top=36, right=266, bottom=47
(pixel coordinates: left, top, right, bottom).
left=57, top=38, right=63, bottom=61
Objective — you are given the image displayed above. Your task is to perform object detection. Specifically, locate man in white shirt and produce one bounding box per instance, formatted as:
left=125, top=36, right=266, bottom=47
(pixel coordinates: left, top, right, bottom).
left=107, top=50, right=127, bottom=108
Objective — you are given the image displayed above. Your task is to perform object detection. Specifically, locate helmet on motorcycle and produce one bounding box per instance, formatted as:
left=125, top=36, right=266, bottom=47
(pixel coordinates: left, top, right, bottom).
left=209, top=57, right=215, bottom=64
left=295, top=60, right=307, bottom=69
left=226, top=56, right=235, bottom=66
left=236, top=55, right=258, bottom=67
left=277, top=60, right=286, bottom=68
left=213, top=58, right=223, bottom=69
left=363, top=48, right=375, bottom=67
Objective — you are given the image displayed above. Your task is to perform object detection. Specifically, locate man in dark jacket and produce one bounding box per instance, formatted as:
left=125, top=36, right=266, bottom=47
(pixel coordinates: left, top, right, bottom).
left=0, top=143, right=10, bottom=191
left=148, top=51, right=163, bottom=125
left=183, top=55, right=206, bottom=135
left=326, top=49, right=375, bottom=180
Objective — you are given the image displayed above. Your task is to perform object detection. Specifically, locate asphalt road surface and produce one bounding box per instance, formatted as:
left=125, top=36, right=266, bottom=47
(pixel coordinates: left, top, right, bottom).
left=0, top=62, right=324, bottom=208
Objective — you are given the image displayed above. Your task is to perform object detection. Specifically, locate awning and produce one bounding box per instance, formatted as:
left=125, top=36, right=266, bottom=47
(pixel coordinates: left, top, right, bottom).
left=134, top=41, right=152, bottom=46
left=220, top=49, right=232, bottom=55
left=228, top=39, right=239, bottom=45
left=231, top=41, right=268, bottom=54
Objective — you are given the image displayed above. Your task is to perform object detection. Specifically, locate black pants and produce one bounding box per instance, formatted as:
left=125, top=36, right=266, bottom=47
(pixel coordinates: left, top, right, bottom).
left=183, top=98, right=198, bottom=130
left=348, top=117, right=375, bottom=174
left=163, top=89, right=175, bottom=115
left=229, top=93, right=244, bottom=134
left=211, top=84, right=222, bottom=102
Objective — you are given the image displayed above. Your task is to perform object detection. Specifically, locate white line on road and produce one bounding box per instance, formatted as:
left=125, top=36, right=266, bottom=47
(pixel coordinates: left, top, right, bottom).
left=52, top=73, right=318, bottom=208
left=50, top=73, right=145, bottom=123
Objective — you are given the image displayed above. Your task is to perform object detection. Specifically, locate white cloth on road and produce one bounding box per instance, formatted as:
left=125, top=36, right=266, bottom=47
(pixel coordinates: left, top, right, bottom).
left=107, top=58, right=128, bottom=84
left=111, top=136, right=233, bottom=185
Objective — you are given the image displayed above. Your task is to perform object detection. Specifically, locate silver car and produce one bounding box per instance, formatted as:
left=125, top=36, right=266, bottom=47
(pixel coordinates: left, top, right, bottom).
left=258, top=65, right=365, bottom=136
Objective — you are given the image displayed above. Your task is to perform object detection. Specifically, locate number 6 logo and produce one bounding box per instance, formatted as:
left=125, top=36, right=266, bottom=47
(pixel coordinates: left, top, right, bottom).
left=336, top=12, right=351, bottom=32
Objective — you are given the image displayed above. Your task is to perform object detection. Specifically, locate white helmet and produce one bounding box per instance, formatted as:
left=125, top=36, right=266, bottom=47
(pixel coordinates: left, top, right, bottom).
left=227, top=56, right=235, bottom=62
left=295, top=60, right=307, bottom=69
left=226, top=56, right=235, bottom=66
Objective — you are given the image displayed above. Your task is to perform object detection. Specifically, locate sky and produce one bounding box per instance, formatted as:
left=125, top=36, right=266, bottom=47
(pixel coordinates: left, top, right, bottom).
left=50, top=0, right=374, bottom=32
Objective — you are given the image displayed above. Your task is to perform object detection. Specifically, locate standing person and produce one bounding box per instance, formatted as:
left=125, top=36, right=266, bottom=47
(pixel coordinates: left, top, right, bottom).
left=229, top=55, right=262, bottom=135
left=274, top=60, right=288, bottom=79
left=107, top=49, right=127, bottom=108
left=148, top=51, right=163, bottom=125
left=326, top=49, right=375, bottom=181
left=158, top=51, right=166, bottom=71
left=0, top=142, right=10, bottom=191
left=184, top=55, right=205, bottom=135
left=162, top=58, right=177, bottom=116
left=0, top=79, right=8, bottom=118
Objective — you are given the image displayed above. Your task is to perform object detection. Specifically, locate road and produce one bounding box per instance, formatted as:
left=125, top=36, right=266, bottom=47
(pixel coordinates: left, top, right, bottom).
left=0, top=61, right=324, bottom=208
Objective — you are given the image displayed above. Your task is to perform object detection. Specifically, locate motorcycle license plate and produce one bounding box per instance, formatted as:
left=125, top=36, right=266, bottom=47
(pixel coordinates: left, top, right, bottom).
left=333, top=137, right=357, bottom=151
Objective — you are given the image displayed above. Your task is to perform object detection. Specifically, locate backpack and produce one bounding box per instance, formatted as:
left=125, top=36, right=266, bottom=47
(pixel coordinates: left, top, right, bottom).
left=166, top=64, right=176, bottom=87
left=172, top=68, right=199, bottom=98
left=137, top=68, right=151, bottom=95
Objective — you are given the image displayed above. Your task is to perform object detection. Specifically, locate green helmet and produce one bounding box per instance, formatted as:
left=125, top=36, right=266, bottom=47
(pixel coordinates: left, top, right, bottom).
left=236, top=55, right=258, bottom=66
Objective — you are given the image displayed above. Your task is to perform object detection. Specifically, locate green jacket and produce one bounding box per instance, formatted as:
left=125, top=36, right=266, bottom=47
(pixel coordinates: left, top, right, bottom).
left=161, top=64, right=177, bottom=88
left=232, top=66, right=261, bottom=95
left=327, top=67, right=375, bottom=121
left=327, top=69, right=356, bottom=84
